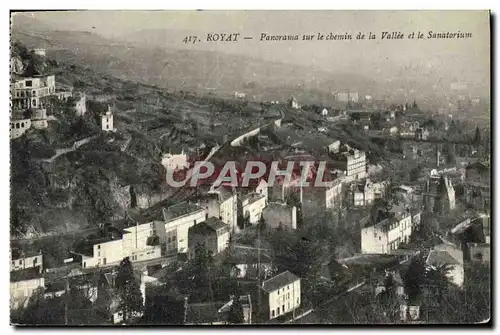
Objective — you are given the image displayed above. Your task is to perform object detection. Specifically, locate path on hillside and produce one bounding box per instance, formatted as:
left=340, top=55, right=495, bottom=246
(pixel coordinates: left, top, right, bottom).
left=39, top=135, right=98, bottom=163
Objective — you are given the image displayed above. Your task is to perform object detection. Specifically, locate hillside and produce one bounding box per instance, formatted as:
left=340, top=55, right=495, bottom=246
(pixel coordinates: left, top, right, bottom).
left=10, top=41, right=269, bottom=241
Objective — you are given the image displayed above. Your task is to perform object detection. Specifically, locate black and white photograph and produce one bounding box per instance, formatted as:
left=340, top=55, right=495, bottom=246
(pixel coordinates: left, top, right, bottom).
left=9, top=10, right=491, bottom=325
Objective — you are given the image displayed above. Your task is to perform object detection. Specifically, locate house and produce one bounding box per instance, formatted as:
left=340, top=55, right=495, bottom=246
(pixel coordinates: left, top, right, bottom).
left=353, top=179, right=389, bottom=207
left=122, top=220, right=167, bottom=263
left=198, top=186, right=238, bottom=234
left=426, top=243, right=464, bottom=288
left=74, top=234, right=124, bottom=269
left=301, top=178, right=343, bottom=213
left=31, top=108, right=48, bottom=129
left=11, top=75, right=56, bottom=110
left=329, top=147, right=367, bottom=180
left=393, top=185, right=415, bottom=204
left=161, top=149, right=190, bottom=173
left=10, top=266, right=45, bottom=310
left=224, top=245, right=273, bottom=279
left=10, top=119, right=31, bottom=139
left=337, top=92, right=349, bottom=102
left=261, top=271, right=301, bottom=320
left=262, top=202, right=297, bottom=230
left=415, top=128, right=430, bottom=140
left=10, top=248, right=43, bottom=272
left=217, top=295, right=253, bottom=324
left=160, top=202, right=207, bottom=255
left=321, top=108, right=328, bottom=116
left=101, top=106, right=114, bottom=132
left=188, top=217, right=230, bottom=259
left=288, top=96, right=300, bottom=109
left=75, top=93, right=87, bottom=116
left=239, top=192, right=267, bottom=225
left=361, top=205, right=416, bottom=254
left=327, top=140, right=341, bottom=153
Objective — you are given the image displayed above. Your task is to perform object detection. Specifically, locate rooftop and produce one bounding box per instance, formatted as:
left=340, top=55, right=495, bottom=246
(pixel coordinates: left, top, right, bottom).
left=426, top=250, right=461, bottom=266
left=160, top=202, right=206, bottom=222
left=240, top=192, right=266, bottom=206
left=261, top=270, right=299, bottom=293
left=11, top=266, right=43, bottom=282
left=189, top=217, right=229, bottom=236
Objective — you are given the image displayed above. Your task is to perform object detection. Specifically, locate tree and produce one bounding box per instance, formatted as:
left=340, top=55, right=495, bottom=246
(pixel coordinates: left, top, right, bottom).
left=115, top=257, right=143, bottom=323
left=228, top=296, right=245, bottom=324
left=474, top=126, right=482, bottom=145
left=403, top=258, right=426, bottom=304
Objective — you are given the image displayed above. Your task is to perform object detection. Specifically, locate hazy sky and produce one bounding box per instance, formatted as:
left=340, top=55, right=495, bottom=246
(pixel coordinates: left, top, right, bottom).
left=16, top=11, right=490, bottom=86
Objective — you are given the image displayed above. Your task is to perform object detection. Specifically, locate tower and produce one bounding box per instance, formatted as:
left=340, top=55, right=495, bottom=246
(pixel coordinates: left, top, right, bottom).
left=101, top=105, right=114, bottom=132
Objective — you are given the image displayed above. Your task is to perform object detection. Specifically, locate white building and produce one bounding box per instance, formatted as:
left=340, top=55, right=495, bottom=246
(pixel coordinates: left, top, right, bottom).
left=161, top=202, right=207, bottom=255
left=199, top=187, right=238, bottom=234
left=75, top=93, right=87, bottom=116
left=10, top=249, right=43, bottom=272
left=33, top=48, right=46, bottom=57
left=10, top=267, right=45, bottom=310
left=102, top=106, right=114, bottom=132
left=11, top=75, right=56, bottom=110
left=261, top=271, right=301, bottom=320
left=330, top=148, right=367, bottom=180
left=289, top=96, right=300, bottom=109
left=353, top=179, right=389, bottom=207
left=240, top=192, right=267, bottom=225
left=321, top=108, right=328, bottom=116
left=361, top=206, right=416, bottom=254
left=327, top=140, right=341, bottom=153
left=349, top=92, right=359, bottom=103
left=122, top=221, right=166, bottom=263
left=426, top=243, right=464, bottom=288
left=31, top=108, right=48, bottom=129
left=161, top=150, right=189, bottom=173
left=262, top=202, right=297, bottom=230
left=10, top=119, right=31, bottom=139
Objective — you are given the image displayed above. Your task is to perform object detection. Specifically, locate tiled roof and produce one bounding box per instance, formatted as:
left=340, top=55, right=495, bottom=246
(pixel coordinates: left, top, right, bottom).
left=163, top=202, right=205, bottom=222
left=426, top=250, right=461, bottom=266
left=261, top=270, right=299, bottom=293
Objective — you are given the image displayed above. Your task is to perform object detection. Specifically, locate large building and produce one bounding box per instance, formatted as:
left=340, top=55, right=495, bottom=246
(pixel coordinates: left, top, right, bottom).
left=353, top=179, right=389, bottom=207
left=10, top=267, right=45, bottom=310
left=102, top=106, right=114, bottom=132
left=11, top=75, right=56, bottom=110
left=426, top=243, right=464, bottom=288
left=424, top=172, right=456, bottom=214
left=239, top=192, right=267, bottom=225
left=161, top=202, right=207, bottom=255
left=188, top=217, right=230, bottom=259
left=261, top=271, right=301, bottom=320
left=361, top=205, right=418, bottom=254
left=198, top=187, right=238, bottom=234
left=10, top=249, right=43, bottom=272
left=330, top=147, right=367, bottom=180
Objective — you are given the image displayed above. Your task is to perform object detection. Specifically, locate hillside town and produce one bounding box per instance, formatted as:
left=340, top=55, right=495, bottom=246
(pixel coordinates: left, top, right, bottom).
left=10, top=15, right=491, bottom=326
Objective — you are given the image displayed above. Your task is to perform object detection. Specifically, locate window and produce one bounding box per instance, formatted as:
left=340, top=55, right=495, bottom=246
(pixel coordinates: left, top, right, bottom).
left=11, top=261, right=14, bottom=266
left=297, top=298, right=300, bottom=304
left=32, top=99, right=37, bottom=106
left=272, top=310, right=275, bottom=318
left=287, top=293, right=290, bottom=299
left=283, top=305, right=285, bottom=312
left=103, top=258, right=107, bottom=265
left=288, top=285, right=290, bottom=290
left=25, top=80, right=32, bottom=87
left=106, top=124, right=109, bottom=130
left=277, top=289, right=279, bottom=295
left=19, top=260, right=22, bottom=265
left=32, top=90, right=36, bottom=96
left=98, top=251, right=101, bottom=257
left=379, top=236, right=381, bottom=241
left=98, top=245, right=101, bottom=250
left=277, top=307, right=280, bottom=315
left=83, top=262, right=86, bottom=268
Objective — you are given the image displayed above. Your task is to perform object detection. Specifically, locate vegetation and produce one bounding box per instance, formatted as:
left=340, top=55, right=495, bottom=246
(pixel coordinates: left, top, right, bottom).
left=115, top=257, right=143, bottom=324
